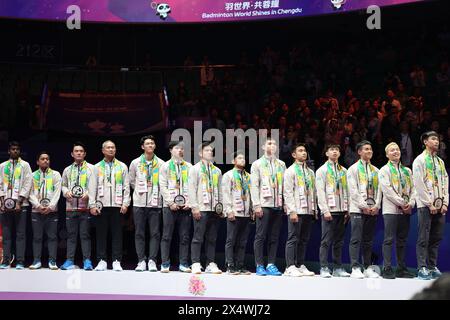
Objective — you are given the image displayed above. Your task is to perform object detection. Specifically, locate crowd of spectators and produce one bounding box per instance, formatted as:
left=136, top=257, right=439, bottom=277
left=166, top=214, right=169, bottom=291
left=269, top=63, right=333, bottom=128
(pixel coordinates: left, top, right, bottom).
left=171, top=25, right=450, bottom=168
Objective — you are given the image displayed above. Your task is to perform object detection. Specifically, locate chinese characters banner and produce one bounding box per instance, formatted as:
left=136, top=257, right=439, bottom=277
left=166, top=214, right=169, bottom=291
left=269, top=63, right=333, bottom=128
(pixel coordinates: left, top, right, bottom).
left=0, top=0, right=425, bottom=23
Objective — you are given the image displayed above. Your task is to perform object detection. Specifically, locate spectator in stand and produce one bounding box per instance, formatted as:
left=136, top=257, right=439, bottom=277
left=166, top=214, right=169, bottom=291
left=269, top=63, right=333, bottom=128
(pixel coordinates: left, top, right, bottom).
left=396, top=120, right=418, bottom=167
left=382, top=89, right=402, bottom=113
left=383, top=72, right=401, bottom=90
left=208, top=107, right=226, bottom=132
left=380, top=108, right=400, bottom=145
left=200, top=56, right=214, bottom=87
left=344, top=131, right=361, bottom=167
left=410, top=65, right=426, bottom=88
left=367, top=106, right=381, bottom=142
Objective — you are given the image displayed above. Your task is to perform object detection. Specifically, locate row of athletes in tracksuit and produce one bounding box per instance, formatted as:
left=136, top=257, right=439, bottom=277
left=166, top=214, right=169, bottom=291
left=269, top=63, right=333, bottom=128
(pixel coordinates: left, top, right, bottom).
left=0, top=131, right=447, bottom=280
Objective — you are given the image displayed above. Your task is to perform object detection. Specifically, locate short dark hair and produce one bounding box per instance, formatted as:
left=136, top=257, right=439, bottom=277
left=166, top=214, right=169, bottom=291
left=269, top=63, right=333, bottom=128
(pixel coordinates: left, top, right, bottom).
left=200, top=141, right=213, bottom=151
left=420, top=131, right=439, bottom=145
left=231, top=150, right=245, bottom=160
left=261, top=137, right=277, bottom=147
left=168, top=140, right=184, bottom=150
left=325, top=144, right=341, bottom=153
left=140, top=135, right=156, bottom=146
left=356, top=140, right=372, bottom=151
left=36, top=151, right=50, bottom=161
left=292, top=143, right=307, bottom=153
left=8, top=141, right=20, bottom=149
left=411, top=273, right=450, bottom=300
left=73, top=141, right=86, bottom=152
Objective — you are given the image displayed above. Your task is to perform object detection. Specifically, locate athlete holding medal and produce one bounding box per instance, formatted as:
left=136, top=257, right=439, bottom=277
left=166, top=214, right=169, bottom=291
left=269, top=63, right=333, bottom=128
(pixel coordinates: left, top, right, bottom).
left=283, top=143, right=317, bottom=277
left=129, top=135, right=165, bottom=272
left=413, top=131, right=449, bottom=280
left=222, top=151, right=252, bottom=275
left=379, top=143, right=416, bottom=279
left=159, top=141, right=192, bottom=273
left=347, top=140, right=382, bottom=279
left=250, top=138, right=286, bottom=276
left=28, top=152, right=62, bottom=270
left=91, top=141, right=131, bottom=272
left=316, top=144, right=351, bottom=278
left=60, top=142, right=97, bottom=271
left=188, top=141, right=223, bottom=275
left=0, top=141, right=32, bottom=270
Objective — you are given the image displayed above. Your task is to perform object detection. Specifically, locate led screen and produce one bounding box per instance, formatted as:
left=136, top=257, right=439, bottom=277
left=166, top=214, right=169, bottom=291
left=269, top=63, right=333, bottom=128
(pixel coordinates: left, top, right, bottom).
left=0, top=0, right=425, bottom=23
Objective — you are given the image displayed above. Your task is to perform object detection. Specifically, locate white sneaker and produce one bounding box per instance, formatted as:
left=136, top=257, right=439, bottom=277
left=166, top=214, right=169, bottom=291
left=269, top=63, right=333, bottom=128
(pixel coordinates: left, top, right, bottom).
left=350, top=267, right=365, bottom=279
left=135, top=260, right=147, bottom=272
left=297, top=264, right=315, bottom=276
left=364, top=266, right=380, bottom=278
left=148, top=259, right=157, bottom=272
left=205, top=262, right=222, bottom=274
left=48, top=261, right=59, bottom=270
left=332, top=268, right=351, bottom=277
left=160, top=264, right=170, bottom=273
left=112, top=260, right=123, bottom=272
left=179, top=264, right=192, bottom=273
left=94, top=260, right=107, bottom=271
left=284, top=265, right=302, bottom=277
left=29, top=261, right=42, bottom=270
left=191, top=262, right=203, bottom=274
left=320, top=267, right=332, bottom=278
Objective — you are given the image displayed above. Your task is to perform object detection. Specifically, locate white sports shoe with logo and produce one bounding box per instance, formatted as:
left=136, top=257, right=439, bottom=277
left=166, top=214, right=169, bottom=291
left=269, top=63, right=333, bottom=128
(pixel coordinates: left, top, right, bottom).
left=205, top=262, right=222, bottom=274
left=148, top=259, right=158, bottom=272
left=298, top=264, right=315, bottom=276
left=191, top=262, right=203, bottom=274
left=135, top=260, right=147, bottom=272
left=284, top=265, right=302, bottom=277
left=94, top=260, right=107, bottom=271
left=350, top=267, right=365, bottom=279
left=112, top=260, right=123, bottom=272
left=364, top=266, right=380, bottom=278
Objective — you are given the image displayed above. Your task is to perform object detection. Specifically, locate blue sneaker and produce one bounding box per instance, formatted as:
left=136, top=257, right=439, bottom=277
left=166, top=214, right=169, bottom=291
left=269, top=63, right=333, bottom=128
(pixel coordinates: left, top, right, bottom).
left=83, top=259, right=93, bottom=271
left=256, top=265, right=267, bottom=276
left=417, top=267, right=432, bottom=280
left=430, top=267, right=442, bottom=279
left=15, top=262, right=25, bottom=270
left=60, top=260, right=75, bottom=270
left=0, top=259, right=11, bottom=270
left=266, top=264, right=282, bottom=276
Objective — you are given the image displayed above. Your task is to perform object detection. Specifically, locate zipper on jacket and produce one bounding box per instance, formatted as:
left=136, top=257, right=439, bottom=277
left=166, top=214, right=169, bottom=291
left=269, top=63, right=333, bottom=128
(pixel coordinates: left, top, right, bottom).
left=208, top=164, right=213, bottom=212
left=76, top=165, right=80, bottom=210
left=334, top=163, right=342, bottom=213
left=302, top=164, right=309, bottom=214
left=270, top=160, right=276, bottom=207
left=109, top=163, right=113, bottom=206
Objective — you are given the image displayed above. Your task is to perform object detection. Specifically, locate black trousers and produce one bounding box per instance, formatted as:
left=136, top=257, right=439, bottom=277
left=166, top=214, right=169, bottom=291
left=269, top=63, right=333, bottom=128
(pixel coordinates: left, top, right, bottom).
left=319, top=214, right=346, bottom=268
left=382, top=214, right=410, bottom=268
left=349, top=213, right=378, bottom=268
left=190, top=211, right=220, bottom=265
left=0, top=207, right=27, bottom=263
left=96, top=207, right=123, bottom=261
left=225, top=217, right=250, bottom=267
left=285, top=214, right=313, bottom=267
left=66, top=211, right=91, bottom=261
left=133, top=207, right=161, bottom=262
left=160, top=207, right=192, bottom=265
left=416, top=208, right=445, bottom=269
left=31, top=212, right=58, bottom=261
left=253, top=208, right=283, bottom=266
